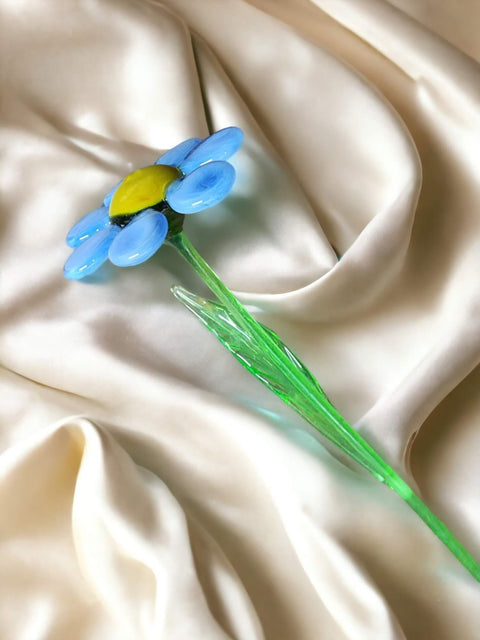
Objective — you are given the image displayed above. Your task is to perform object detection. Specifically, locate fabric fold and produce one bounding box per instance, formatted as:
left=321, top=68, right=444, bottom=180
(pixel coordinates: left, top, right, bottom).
left=1, top=0, right=480, bottom=637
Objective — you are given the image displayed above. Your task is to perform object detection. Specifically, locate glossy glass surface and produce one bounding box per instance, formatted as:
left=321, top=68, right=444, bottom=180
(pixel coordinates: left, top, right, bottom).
left=179, top=127, right=243, bottom=174
left=169, top=231, right=480, bottom=583
left=110, top=165, right=180, bottom=218
left=103, top=181, right=122, bottom=207
left=66, top=206, right=110, bottom=248
left=108, top=209, right=168, bottom=267
left=63, top=225, right=120, bottom=280
left=155, top=137, right=201, bottom=167
left=166, top=161, right=235, bottom=214
left=64, top=128, right=245, bottom=279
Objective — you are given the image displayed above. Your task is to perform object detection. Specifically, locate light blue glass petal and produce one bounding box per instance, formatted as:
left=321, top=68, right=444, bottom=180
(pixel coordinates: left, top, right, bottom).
left=103, top=181, right=122, bottom=207
left=166, top=161, right=236, bottom=214
left=155, top=137, right=202, bottom=167
left=179, top=127, right=243, bottom=174
left=66, top=206, right=110, bottom=248
left=63, top=225, right=119, bottom=280
left=108, top=209, right=168, bottom=267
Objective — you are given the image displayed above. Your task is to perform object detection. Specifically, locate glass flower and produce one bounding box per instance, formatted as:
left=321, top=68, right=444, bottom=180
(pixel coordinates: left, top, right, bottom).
left=63, top=127, right=243, bottom=280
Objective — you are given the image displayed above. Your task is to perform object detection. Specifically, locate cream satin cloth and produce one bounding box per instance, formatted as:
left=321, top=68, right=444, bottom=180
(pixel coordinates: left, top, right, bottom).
left=1, top=0, right=480, bottom=638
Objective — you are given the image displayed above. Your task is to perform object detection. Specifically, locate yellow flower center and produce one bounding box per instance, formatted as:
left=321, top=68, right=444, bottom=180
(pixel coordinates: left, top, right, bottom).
left=109, top=164, right=180, bottom=221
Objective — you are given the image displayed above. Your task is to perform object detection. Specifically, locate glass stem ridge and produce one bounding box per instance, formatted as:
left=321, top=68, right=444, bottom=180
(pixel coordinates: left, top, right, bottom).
left=168, top=231, right=480, bottom=583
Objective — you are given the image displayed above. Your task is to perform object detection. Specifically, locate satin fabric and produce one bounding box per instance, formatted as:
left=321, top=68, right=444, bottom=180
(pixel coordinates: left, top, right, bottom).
left=1, top=0, right=479, bottom=638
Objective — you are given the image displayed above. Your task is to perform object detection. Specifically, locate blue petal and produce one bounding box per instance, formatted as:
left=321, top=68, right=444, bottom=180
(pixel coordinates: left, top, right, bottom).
left=64, top=225, right=119, bottom=280
left=179, top=127, right=243, bottom=174
left=108, top=209, right=168, bottom=267
left=166, top=161, right=236, bottom=214
left=103, top=181, right=122, bottom=207
left=66, top=206, right=110, bottom=248
left=155, top=137, right=202, bottom=167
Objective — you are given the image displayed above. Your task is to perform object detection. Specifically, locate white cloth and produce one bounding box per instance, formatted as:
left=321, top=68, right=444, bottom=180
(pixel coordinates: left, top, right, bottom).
left=1, top=0, right=479, bottom=637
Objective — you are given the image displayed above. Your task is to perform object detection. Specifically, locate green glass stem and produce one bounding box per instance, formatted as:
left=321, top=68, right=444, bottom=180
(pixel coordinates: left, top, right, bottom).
left=168, top=231, right=480, bottom=583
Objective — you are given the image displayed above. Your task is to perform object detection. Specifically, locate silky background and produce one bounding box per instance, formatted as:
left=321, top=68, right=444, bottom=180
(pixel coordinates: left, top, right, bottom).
left=1, top=0, right=480, bottom=638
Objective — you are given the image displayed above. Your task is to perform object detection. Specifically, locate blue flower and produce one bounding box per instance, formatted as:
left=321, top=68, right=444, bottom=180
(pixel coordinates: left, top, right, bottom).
left=64, top=127, right=243, bottom=280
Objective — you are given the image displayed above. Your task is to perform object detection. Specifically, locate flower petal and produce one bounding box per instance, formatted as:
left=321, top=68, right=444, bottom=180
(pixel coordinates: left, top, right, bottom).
left=63, top=225, right=119, bottom=280
left=66, top=206, right=110, bottom=248
left=104, top=181, right=122, bottom=207
left=108, top=209, right=168, bottom=267
left=166, top=161, right=235, bottom=214
left=155, top=137, right=202, bottom=167
left=179, top=127, right=243, bottom=174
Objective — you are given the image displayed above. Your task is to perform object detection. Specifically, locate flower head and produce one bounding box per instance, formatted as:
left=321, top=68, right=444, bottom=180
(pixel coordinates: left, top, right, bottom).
left=63, top=127, right=243, bottom=280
